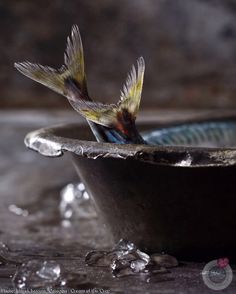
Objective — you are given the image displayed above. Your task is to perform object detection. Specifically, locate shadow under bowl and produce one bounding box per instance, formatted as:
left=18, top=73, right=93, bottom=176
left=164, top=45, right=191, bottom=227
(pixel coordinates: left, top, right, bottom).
left=24, top=113, right=236, bottom=261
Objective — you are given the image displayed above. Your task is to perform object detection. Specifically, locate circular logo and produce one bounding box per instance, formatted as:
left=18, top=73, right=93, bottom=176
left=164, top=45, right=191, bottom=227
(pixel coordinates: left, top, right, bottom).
left=202, top=258, right=233, bottom=291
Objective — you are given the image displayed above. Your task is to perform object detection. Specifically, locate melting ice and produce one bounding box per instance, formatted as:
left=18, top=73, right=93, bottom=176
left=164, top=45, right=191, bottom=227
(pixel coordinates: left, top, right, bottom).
left=60, top=182, right=97, bottom=221
left=12, top=259, right=89, bottom=290
left=85, top=239, right=178, bottom=278
left=12, top=260, right=61, bottom=289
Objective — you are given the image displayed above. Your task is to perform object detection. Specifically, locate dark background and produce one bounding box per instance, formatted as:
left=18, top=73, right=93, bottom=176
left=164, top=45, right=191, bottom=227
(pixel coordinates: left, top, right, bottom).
left=1, top=0, right=236, bottom=109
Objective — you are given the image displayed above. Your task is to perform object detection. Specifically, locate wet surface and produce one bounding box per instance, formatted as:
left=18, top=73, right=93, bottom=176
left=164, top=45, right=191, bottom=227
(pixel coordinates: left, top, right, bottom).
left=1, top=110, right=236, bottom=293
left=85, top=239, right=178, bottom=278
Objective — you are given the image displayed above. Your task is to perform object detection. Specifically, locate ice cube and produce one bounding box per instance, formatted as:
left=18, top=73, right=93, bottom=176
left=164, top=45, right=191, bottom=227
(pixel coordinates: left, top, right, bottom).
left=111, top=259, right=135, bottom=278
left=136, top=249, right=150, bottom=264
left=130, top=259, right=147, bottom=272
left=111, top=239, right=137, bottom=258
left=36, top=261, right=61, bottom=280
left=60, top=183, right=97, bottom=220
left=12, top=260, right=61, bottom=289
left=113, top=239, right=136, bottom=252
left=85, top=239, right=178, bottom=279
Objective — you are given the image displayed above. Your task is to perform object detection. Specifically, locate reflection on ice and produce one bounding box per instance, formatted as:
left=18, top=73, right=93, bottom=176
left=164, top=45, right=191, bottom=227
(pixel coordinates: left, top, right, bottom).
left=12, top=259, right=89, bottom=290
left=60, top=183, right=97, bottom=221
left=86, top=239, right=178, bottom=278
left=36, top=261, right=61, bottom=280
left=12, top=260, right=61, bottom=289
left=8, top=204, right=29, bottom=217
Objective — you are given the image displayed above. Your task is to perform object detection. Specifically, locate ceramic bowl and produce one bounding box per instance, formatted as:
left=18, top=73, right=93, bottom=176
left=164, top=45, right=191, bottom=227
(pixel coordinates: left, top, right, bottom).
left=25, top=112, right=236, bottom=260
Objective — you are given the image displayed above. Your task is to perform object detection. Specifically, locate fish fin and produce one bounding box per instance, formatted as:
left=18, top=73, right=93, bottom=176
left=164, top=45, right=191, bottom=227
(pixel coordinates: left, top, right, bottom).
left=69, top=99, right=118, bottom=127
left=14, top=62, right=66, bottom=95
left=14, top=25, right=88, bottom=100
left=118, top=56, right=145, bottom=118
left=70, top=57, right=145, bottom=128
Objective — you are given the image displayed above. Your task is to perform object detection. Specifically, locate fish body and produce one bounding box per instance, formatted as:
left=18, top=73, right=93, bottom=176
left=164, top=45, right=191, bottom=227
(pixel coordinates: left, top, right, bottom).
left=144, top=121, right=236, bottom=148
left=15, top=25, right=146, bottom=144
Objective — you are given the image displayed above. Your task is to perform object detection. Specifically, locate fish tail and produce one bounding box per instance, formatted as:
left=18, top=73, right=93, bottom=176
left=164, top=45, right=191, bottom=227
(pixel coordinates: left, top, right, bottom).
left=14, top=26, right=145, bottom=143
left=69, top=56, right=146, bottom=143
left=75, top=57, right=145, bottom=130
left=14, top=25, right=89, bottom=102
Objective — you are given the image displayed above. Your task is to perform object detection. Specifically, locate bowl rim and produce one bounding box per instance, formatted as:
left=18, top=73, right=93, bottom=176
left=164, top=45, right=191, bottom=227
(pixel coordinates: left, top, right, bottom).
left=24, top=115, right=236, bottom=168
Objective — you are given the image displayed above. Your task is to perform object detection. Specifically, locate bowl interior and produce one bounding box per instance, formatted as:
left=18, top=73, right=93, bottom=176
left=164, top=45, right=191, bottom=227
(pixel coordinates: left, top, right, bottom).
left=52, top=118, right=236, bottom=149
left=143, top=120, right=236, bottom=148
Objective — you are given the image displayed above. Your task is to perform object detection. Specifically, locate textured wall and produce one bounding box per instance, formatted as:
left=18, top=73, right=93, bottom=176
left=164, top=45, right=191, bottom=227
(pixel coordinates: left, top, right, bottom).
left=1, top=0, right=236, bottom=109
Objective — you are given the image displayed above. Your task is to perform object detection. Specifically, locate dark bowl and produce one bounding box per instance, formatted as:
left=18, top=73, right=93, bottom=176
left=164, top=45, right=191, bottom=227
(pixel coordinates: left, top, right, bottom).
left=24, top=111, right=236, bottom=261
